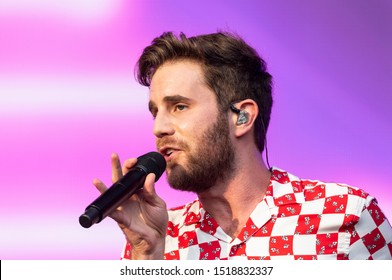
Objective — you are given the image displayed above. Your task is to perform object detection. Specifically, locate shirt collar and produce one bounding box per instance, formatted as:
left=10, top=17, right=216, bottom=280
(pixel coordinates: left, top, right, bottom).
left=178, top=167, right=305, bottom=237
left=266, top=167, right=305, bottom=207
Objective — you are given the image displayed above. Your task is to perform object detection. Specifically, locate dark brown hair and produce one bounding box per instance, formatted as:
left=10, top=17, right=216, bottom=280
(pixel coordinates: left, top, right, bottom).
left=136, top=32, right=273, bottom=153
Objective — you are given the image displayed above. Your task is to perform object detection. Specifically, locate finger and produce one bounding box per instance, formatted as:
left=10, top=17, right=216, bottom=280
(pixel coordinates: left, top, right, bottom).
left=122, top=158, right=138, bottom=176
left=142, top=173, right=163, bottom=205
left=111, top=153, right=123, bottom=183
left=92, top=178, right=108, bottom=194
left=92, top=177, right=131, bottom=226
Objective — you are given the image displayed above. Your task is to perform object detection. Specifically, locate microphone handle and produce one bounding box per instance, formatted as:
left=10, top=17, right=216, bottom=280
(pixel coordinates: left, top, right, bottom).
left=79, top=167, right=147, bottom=228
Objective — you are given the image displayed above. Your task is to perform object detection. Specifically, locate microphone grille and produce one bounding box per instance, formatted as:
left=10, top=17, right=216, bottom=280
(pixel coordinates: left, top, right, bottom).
left=136, top=152, right=166, bottom=181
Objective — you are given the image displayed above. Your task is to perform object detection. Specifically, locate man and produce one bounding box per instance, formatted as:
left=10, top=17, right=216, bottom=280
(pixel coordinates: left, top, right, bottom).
left=93, top=32, right=392, bottom=260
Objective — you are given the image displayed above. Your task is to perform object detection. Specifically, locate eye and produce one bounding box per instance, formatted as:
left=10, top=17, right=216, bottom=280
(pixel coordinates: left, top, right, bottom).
left=174, top=104, right=188, bottom=112
left=150, top=109, right=158, bottom=120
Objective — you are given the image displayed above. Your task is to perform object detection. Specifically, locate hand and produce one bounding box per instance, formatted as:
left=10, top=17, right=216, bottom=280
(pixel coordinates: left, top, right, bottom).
left=93, top=153, right=168, bottom=259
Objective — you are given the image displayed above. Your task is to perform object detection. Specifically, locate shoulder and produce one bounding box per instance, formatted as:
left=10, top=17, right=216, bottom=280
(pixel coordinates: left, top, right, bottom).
left=302, top=179, right=371, bottom=209
left=271, top=167, right=372, bottom=216
left=273, top=167, right=368, bottom=196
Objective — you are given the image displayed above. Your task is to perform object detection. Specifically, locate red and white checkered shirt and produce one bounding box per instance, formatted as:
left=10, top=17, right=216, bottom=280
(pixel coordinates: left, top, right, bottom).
left=122, top=167, right=392, bottom=260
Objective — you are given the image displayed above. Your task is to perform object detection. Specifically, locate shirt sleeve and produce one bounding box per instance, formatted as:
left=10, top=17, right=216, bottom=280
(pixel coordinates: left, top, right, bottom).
left=348, top=197, right=392, bottom=259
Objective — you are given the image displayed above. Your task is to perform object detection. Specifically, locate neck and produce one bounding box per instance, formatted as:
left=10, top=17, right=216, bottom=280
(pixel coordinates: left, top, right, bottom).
left=197, top=152, right=271, bottom=239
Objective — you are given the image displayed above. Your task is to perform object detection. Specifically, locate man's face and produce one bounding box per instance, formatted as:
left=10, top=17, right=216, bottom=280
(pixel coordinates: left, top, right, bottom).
left=148, top=60, right=235, bottom=193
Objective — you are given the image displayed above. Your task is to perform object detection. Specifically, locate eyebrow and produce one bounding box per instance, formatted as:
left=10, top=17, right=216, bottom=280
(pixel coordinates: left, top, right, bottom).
left=148, top=95, right=193, bottom=113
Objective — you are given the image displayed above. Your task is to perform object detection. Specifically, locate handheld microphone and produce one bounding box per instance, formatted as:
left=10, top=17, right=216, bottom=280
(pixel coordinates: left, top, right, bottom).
left=79, top=152, right=166, bottom=228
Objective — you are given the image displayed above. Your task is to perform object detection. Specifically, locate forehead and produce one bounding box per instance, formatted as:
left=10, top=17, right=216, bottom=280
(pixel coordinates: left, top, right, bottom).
left=149, top=60, right=215, bottom=103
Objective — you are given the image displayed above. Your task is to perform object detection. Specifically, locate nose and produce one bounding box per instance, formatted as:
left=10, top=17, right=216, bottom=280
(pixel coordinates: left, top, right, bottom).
left=153, top=111, right=175, bottom=138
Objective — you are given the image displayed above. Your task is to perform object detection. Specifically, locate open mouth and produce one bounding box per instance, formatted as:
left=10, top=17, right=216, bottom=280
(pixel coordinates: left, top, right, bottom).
left=166, top=148, right=174, bottom=157
left=160, top=147, right=180, bottom=161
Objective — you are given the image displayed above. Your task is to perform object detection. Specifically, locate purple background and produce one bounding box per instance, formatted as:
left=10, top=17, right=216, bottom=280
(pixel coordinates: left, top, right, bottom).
left=0, top=0, right=391, bottom=259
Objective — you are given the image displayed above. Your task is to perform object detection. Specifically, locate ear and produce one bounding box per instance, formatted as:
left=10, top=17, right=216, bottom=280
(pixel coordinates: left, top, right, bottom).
left=230, top=99, right=259, bottom=138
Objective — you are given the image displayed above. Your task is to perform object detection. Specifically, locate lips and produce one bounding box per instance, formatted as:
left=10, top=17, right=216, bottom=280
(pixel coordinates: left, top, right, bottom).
left=158, top=146, right=181, bottom=162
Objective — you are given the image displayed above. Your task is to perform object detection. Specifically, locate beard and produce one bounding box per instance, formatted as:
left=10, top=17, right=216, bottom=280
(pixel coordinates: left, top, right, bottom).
left=159, top=113, right=236, bottom=194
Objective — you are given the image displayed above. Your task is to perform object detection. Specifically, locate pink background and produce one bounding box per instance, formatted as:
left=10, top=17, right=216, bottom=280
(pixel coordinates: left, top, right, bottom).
left=0, top=0, right=391, bottom=259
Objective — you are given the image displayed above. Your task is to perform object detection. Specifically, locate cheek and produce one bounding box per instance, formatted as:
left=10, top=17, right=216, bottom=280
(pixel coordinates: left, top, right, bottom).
left=177, top=115, right=204, bottom=138
left=175, top=107, right=220, bottom=146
